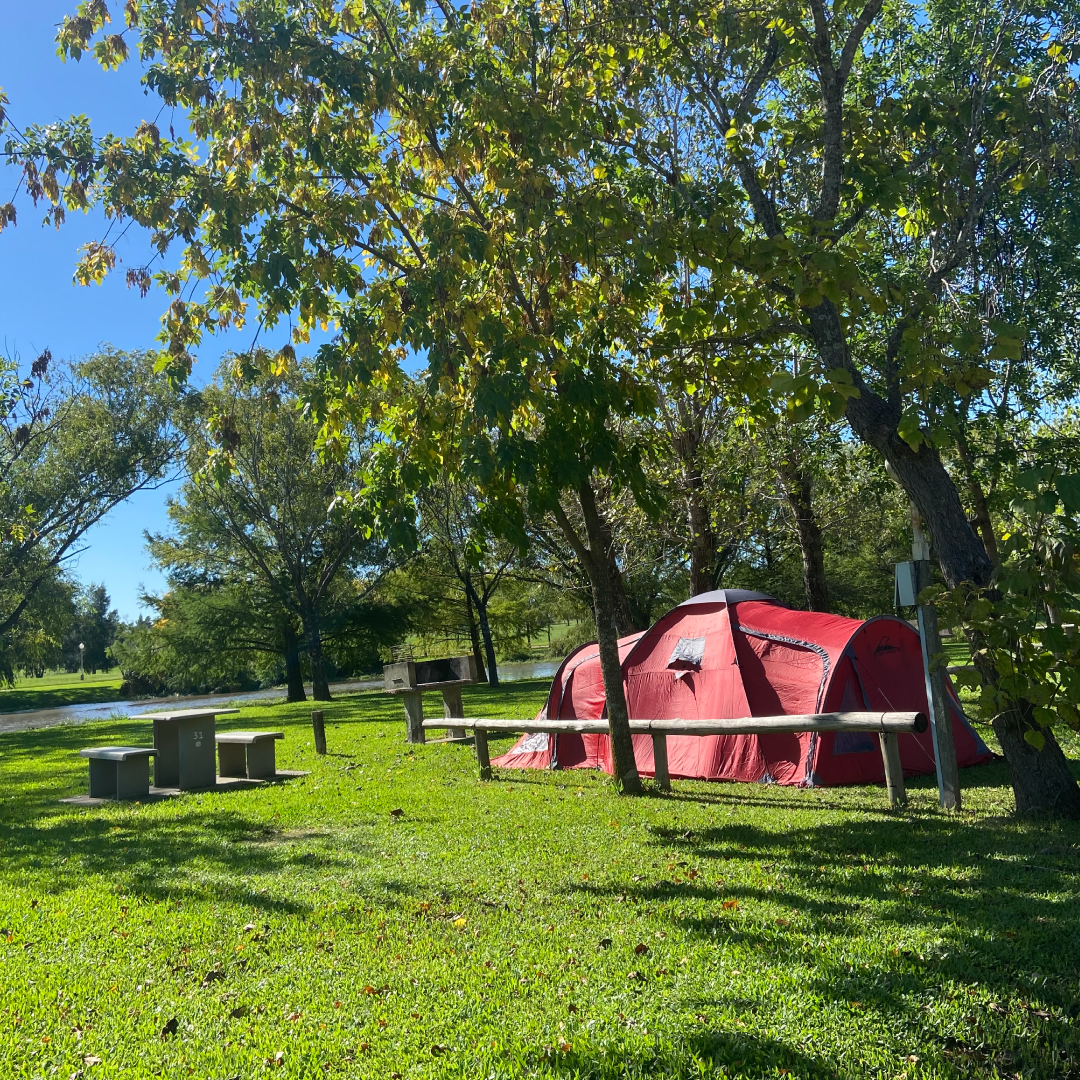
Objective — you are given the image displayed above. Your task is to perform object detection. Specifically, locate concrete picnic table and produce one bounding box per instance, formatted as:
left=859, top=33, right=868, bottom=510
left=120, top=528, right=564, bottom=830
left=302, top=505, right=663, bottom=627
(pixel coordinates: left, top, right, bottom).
left=135, top=707, right=240, bottom=790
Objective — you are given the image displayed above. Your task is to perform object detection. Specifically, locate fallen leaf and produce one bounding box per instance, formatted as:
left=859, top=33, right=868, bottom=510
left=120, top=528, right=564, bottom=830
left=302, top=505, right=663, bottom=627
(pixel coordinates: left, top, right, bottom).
left=201, top=969, right=226, bottom=987
left=627, top=971, right=644, bottom=981
left=906, top=1054, right=921, bottom=1063
left=430, top=1044, right=448, bottom=1055
left=558, top=1041, right=572, bottom=1053
left=333, top=1000, right=342, bottom=1009
left=453, top=917, right=467, bottom=928
left=389, top=808, right=404, bottom=818
left=228, top=1006, right=249, bottom=1020
left=242, top=923, right=256, bottom=932
left=363, top=986, right=379, bottom=995
left=160, top=1017, right=178, bottom=1040
left=634, top=943, right=649, bottom=955
left=722, top=899, right=739, bottom=911
left=776, top=918, right=791, bottom=927
left=598, top=938, right=612, bottom=950
left=567, top=1003, right=578, bottom=1013
left=378, top=1019, right=388, bottom=1029
left=82, top=1056, right=102, bottom=1067
left=287, top=1011, right=302, bottom=1022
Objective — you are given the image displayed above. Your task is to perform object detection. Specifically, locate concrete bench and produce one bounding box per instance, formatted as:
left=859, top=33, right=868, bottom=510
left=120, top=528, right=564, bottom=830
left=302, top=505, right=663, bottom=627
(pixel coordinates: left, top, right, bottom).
left=423, top=711, right=928, bottom=807
left=215, top=731, right=284, bottom=780
left=79, top=746, right=159, bottom=800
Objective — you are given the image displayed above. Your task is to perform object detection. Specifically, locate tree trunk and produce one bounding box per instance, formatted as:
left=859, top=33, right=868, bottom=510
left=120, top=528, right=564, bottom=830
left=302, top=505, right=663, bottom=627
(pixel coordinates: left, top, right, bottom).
left=953, top=427, right=1000, bottom=566
left=687, top=477, right=718, bottom=596
left=599, top=513, right=640, bottom=635
left=776, top=451, right=830, bottom=612
left=475, top=591, right=500, bottom=689
left=301, top=607, right=332, bottom=701
left=463, top=576, right=488, bottom=683
left=807, top=296, right=1080, bottom=818
left=992, top=706, right=1080, bottom=819
left=578, top=481, right=642, bottom=794
left=283, top=624, right=306, bottom=703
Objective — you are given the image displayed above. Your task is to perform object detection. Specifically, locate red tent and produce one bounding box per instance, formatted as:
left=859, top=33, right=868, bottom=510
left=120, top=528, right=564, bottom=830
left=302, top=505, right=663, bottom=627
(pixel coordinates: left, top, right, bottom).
left=493, top=590, right=993, bottom=785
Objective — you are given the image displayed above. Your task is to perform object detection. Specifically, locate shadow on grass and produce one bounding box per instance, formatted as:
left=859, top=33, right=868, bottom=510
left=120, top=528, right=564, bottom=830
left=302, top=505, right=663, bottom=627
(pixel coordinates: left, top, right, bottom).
left=569, top=810, right=1080, bottom=1072
left=547, top=1028, right=838, bottom=1079
left=557, top=808, right=1080, bottom=1077
left=0, top=803, right=345, bottom=913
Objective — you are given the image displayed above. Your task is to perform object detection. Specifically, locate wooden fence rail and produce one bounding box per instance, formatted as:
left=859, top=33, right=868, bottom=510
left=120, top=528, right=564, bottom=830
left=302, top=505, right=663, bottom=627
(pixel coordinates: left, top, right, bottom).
left=420, top=711, right=926, bottom=806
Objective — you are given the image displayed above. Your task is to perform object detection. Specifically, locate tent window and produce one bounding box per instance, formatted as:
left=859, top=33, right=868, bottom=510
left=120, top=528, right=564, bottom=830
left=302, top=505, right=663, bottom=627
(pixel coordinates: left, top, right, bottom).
left=668, top=636, right=706, bottom=669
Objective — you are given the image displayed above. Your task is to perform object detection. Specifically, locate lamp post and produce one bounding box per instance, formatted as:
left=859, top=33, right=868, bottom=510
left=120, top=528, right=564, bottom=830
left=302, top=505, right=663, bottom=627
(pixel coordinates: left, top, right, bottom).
left=78, top=642, right=85, bottom=682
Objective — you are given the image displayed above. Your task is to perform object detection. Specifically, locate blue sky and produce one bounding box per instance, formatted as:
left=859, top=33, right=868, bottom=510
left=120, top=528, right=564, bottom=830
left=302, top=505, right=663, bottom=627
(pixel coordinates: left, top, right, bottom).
left=0, top=6, right=266, bottom=619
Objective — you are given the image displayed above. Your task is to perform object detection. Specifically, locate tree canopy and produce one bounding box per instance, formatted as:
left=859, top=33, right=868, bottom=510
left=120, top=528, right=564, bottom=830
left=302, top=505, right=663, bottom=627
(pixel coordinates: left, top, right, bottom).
left=4, top=0, right=1080, bottom=813
left=0, top=348, right=181, bottom=681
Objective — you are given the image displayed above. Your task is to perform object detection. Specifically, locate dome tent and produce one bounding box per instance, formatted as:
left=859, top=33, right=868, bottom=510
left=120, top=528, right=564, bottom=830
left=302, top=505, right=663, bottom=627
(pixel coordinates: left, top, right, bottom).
left=492, top=590, right=993, bottom=785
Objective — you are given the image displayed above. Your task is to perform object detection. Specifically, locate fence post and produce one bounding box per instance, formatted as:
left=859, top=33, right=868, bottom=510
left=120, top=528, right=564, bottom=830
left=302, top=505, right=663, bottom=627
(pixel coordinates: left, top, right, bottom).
left=651, top=733, right=670, bottom=791
left=475, top=729, right=492, bottom=780
left=878, top=732, right=906, bottom=807
left=311, top=710, right=327, bottom=755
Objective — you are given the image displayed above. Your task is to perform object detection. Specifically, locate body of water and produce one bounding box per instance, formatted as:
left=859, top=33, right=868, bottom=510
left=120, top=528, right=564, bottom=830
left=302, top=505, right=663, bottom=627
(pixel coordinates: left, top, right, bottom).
left=0, top=661, right=561, bottom=735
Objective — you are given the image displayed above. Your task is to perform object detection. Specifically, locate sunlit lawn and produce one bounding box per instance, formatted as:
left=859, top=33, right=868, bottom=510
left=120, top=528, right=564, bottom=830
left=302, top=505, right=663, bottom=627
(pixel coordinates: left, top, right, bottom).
left=1, top=679, right=1078, bottom=1078
left=0, top=668, right=125, bottom=714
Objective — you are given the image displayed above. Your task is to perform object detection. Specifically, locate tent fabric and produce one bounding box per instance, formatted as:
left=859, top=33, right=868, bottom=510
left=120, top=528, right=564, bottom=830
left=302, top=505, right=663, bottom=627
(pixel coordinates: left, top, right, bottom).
left=491, top=595, right=993, bottom=786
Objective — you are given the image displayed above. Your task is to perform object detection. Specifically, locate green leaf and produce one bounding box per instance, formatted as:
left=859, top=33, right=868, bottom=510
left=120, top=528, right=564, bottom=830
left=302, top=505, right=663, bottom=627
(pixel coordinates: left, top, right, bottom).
left=1056, top=474, right=1080, bottom=513
left=897, top=411, right=925, bottom=450
left=1023, top=728, right=1045, bottom=752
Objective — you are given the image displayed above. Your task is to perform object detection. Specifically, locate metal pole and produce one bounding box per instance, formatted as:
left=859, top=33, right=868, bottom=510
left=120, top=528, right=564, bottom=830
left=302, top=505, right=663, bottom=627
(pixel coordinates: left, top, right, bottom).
left=911, top=514, right=961, bottom=811
left=79, top=642, right=85, bottom=682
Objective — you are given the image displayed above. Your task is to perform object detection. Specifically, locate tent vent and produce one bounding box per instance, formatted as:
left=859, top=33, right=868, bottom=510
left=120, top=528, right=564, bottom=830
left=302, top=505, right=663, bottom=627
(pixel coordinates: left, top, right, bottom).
left=668, top=636, right=706, bottom=669
left=511, top=732, right=551, bottom=755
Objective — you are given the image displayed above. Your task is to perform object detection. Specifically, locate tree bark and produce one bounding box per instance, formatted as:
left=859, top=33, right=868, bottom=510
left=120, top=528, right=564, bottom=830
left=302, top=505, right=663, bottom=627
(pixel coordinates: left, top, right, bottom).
left=577, top=481, right=642, bottom=794
left=775, top=451, right=830, bottom=612
left=301, top=607, right=332, bottom=701
left=687, top=478, right=718, bottom=596
left=598, top=512, right=640, bottom=635
left=807, top=299, right=995, bottom=589
left=463, top=575, right=488, bottom=683
left=953, top=427, right=1000, bottom=566
left=283, top=624, right=306, bottom=703
left=992, top=706, right=1080, bottom=819
left=807, top=296, right=1080, bottom=818
left=474, top=588, right=500, bottom=688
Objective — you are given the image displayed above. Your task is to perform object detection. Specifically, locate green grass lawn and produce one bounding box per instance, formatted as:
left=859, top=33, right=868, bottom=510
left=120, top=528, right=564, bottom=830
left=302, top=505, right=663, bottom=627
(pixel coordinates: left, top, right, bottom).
left=0, top=668, right=126, bottom=714
left=2, top=680, right=1078, bottom=1079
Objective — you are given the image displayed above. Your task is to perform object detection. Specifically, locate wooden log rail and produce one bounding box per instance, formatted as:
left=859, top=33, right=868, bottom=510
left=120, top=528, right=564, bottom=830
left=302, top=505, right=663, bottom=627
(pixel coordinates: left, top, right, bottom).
left=421, top=712, right=926, bottom=807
